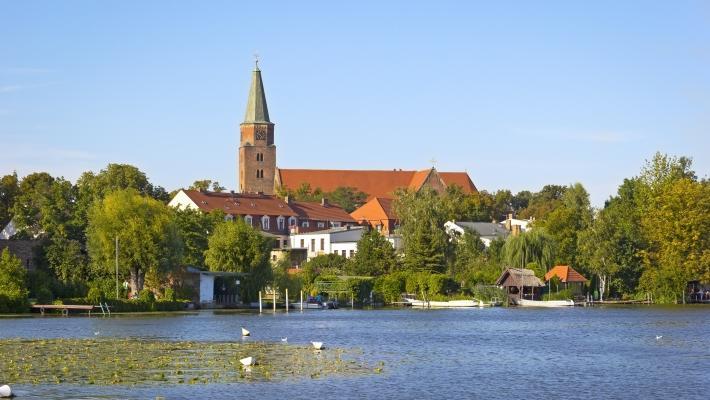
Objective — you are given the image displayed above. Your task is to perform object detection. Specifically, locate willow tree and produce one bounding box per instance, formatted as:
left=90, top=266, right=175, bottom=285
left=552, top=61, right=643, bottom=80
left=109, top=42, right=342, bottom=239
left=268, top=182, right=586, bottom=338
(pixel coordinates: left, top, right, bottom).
left=503, top=229, right=556, bottom=275
left=87, top=189, right=182, bottom=295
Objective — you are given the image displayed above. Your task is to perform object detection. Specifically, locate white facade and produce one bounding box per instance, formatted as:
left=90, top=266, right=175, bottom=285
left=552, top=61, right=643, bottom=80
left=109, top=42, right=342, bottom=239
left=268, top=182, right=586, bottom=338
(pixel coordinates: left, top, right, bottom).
left=0, top=218, right=17, bottom=239
left=168, top=190, right=200, bottom=211
left=290, top=226, right=365, bottom=260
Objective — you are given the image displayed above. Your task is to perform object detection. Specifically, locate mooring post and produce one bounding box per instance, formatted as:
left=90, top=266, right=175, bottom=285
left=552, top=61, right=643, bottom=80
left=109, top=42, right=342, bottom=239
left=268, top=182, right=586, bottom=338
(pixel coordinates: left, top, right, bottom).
left=259, top=291, right=262, bottom=314
left=300, top=290, right=303, bottom=312
left=351, top=293, right=354, bottom=309
left=285, top=288, right=289, bottom=313
left=273, top=290, right=276, bottom=313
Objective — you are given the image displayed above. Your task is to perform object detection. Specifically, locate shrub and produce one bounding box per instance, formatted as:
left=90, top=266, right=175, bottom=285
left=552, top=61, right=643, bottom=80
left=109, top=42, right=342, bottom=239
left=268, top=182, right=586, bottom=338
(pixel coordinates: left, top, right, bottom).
left=35, top=286, right=54, bottom=304
left=543, top=288, right=573, bottom=301
left=374, top=273, right=406, bottom=303
left=0, top=248, right=29, bottom=313
left=139, top=289, right=155, bottom=303
left=163, top=287, right=176, bottom=301
left=87, top=287, right=103, bottom=304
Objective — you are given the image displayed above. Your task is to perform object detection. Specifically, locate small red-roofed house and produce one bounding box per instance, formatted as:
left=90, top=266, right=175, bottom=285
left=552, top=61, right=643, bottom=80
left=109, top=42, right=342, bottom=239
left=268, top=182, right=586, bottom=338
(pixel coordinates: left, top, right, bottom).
left=544, top=265, right=588, bottom=295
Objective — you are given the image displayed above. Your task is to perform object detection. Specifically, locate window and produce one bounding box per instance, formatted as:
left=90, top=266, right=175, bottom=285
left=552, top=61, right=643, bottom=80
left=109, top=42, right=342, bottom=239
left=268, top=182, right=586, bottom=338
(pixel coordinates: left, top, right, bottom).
left=333, top=250, right=338, bottom=254
left=282, top=239, right=288, bottom=248
left=317, top=222, right=325, bottom=229
left=341, top=250, right=346, bottom=257
left=261, top=216, right=270, bottom=230
left=225, top=214, right=234, bottom=222
left=288, top=217, right=297, bottom=227
left=301, top=221, right=310, bottom=228
left=300, top=239, right=304, bottom=248
left=272, top=254, right=277, bottom=261
left=349, top=250, right=355, bottom=258
left=331, top=221, right=341, bottom=228
left=310, top=239, right=315, bottom=251
left=256, top=153, right=264, bottom=162
left=245, top=215, right=253, bottom=226
left=320, top=238, right=325, bottom=251
left=277, top=216, right=285, bottom=230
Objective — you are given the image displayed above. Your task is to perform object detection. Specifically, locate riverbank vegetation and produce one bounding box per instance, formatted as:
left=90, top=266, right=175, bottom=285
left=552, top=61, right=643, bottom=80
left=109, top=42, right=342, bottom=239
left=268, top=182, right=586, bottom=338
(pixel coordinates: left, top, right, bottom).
left=0, top=152, right=707, bottom=309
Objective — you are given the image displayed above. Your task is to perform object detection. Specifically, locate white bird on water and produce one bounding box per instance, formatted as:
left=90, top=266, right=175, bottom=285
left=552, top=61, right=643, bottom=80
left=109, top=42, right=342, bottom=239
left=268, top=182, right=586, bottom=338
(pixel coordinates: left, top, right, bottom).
left=280, top=337, right=288, bottom=343
left=240, top=356, right=255, bottom=366
left=311, top=341, right=324, bottom=350
left=94, top=331, right=100, bottom=336
left=241, top=327, right=250, bottom=337
left=0, top=384, right=12, bottom=398
left=656, top=335, right=663, bottom=340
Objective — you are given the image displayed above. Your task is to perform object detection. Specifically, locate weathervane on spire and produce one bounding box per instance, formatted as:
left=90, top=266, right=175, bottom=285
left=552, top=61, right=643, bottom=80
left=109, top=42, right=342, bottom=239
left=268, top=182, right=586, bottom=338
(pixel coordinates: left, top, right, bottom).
left=429, top=157, right=438, bottom=168
left=254, top=52, right=260, bottom=70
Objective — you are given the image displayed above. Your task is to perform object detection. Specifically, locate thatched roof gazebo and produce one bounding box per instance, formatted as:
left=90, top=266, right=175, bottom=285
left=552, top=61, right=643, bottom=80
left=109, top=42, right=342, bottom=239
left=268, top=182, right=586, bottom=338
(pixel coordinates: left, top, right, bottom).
left=495, top=268, right=544, bottom=302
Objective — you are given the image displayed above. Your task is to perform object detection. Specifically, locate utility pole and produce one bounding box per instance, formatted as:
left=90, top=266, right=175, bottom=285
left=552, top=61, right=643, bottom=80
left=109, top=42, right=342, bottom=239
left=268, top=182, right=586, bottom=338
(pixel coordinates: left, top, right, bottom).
left=115, top=236, right=119, bottom=299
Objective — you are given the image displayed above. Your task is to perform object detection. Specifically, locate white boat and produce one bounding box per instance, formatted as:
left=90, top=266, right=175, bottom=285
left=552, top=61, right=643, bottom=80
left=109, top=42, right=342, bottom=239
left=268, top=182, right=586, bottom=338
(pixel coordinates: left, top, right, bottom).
left=515, top=298, right=575, bottom=307
left=404, top=298, right=481, bottom=308
left=241, top=327, right=250, bottom=336
left=290, top=301, right=325, bottom=309
left=311, top=341, right=324, bottom=350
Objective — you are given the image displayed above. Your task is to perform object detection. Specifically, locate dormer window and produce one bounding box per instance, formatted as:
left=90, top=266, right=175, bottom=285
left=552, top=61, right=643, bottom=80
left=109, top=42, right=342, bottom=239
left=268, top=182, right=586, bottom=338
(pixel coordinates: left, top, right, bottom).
left=225, top=214, right=234, bottom=222
left=301, top=221, right=310, bottom=228
left=261, top=215, right=270, bottom=230
left=277, top=216, right=285, bottom=230
left=288, top=217, right=297, bottom=227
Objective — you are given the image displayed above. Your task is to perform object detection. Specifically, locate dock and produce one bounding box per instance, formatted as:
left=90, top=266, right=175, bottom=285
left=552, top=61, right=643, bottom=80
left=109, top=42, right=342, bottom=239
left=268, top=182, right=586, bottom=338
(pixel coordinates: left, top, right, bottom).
left=32, top=303, right=111, bottom=316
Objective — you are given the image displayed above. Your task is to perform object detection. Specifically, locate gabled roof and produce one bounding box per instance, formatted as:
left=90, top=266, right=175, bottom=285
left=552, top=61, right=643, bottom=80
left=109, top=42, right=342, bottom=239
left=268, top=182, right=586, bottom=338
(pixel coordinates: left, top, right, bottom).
left=289, top=201, right=356, bottom=223
left=495, top=268, right=544, bottom=287
left=242, top=66, right=271, bottom=124
left=544, top=265, right=588, bottom=283
left=180, top=190, right=297, bottom=217
left=350, top=197, right=397, bottom=222
left=276, top=168, right=476, bottom=200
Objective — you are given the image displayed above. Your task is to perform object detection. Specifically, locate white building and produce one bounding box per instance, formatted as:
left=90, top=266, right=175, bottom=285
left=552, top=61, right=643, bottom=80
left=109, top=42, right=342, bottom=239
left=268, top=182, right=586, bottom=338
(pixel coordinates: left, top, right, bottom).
left=290, top=226, right=365, bottom=260
left=444, top=221, right=511, bottom=247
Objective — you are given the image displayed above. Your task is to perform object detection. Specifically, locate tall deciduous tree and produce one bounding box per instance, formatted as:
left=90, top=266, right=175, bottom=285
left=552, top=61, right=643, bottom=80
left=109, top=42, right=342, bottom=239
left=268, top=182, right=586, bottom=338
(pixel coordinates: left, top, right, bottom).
left=539, top=183, right=592, bottom=266
left=11, top=172, right=77, bottom=239
left=503, top=229, right=556, bottom=273
left=0, top=248, right=29, bottom=312
left=87, top=189, right=182, bottom=295
left=0, top=172, right=19, bottom=228
left=346, top=228, right=397, bottom=276
left=204, top=219, right=272, bottom=301
left=173, top=208, right=225, bottom=267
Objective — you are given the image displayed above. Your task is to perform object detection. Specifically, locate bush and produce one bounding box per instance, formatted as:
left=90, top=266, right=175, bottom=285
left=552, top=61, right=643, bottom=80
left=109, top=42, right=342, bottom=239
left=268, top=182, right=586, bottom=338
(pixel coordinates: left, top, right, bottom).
left=87, top=287, right=103, bottom=304
left=543, top=288, right=573, bottom=301
left=374, top=273, right=406, bottom=303
left=139, top=289, right=155, bottom=303
left=0, top=248, right=29, bottom=313
left=0, top=294, right=29, bottom=313
left=163, top=287, right=176, bottom=301
left=35, top=286, right=54, bottom=304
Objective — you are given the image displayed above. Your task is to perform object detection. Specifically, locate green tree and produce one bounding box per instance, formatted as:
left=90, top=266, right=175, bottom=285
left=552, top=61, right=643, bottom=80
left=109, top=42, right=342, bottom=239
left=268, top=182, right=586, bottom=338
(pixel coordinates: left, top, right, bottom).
left=11, top=173, right=78, bottom=239
left=538, top=183, right=592, bottom=266
left=518, top=184, right=567, bottom=220
left=393, top=188, right=449, bottom=273
left=346, top=228, right=397, bottom=276
left=45, top=237, right=88, bottom=283
left=327, top=186, right=368, bottom=213
left=204, top=219, right=272, bottom=301
left=173, top=208, right=225, bottom=267
left=0, top=172, right=19, bottom=228
left=189, top=180, right=226, bottom=193
left=87, top=189, right=182, bottom=295
left=0, top=248, right=29, bottom=312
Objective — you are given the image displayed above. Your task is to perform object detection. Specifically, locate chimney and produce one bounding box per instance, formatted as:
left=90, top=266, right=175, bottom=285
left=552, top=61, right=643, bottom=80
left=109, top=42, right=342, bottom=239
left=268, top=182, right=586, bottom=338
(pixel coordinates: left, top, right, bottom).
left=504, top=218, right=512, bottom=231
left=284, top=196, right=290, bottom=204
left=321, top=198, right=328, bottom=207
left=512, top=224, right=521, bottom=236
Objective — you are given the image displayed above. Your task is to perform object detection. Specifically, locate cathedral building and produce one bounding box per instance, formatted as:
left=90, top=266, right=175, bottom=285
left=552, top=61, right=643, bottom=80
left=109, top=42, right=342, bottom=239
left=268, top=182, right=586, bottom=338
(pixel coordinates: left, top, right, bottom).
left=238, top=64, right=477, bottom=201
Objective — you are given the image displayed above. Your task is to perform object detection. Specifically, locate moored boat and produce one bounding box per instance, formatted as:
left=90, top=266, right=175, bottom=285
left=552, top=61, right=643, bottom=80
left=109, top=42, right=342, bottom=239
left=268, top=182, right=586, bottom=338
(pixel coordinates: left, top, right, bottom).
left=514, top=298, right=575, bottom=307
left=404, top=297, right=481, bottom=308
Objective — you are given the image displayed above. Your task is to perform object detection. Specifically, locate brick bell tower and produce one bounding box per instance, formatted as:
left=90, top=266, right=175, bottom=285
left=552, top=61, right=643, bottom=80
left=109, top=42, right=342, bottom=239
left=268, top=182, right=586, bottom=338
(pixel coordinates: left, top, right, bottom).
left=239, top=60, right=276, bottom=194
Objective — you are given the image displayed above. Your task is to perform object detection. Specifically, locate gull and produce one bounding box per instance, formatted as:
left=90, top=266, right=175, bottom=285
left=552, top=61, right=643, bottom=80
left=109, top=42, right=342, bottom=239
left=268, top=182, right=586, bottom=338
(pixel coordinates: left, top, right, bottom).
left=94, top=331, right=100, bottom=336
left=0, top=384, right=11, bottom=398
left=280, top=337, right=288, bottom=343
left=656, top=335, right=663, bottom=340
left=311, top=341, right=324, bottom=350
left=239, top=356, right=255, bottom=366
left=241, top=327, right=250, bottom=337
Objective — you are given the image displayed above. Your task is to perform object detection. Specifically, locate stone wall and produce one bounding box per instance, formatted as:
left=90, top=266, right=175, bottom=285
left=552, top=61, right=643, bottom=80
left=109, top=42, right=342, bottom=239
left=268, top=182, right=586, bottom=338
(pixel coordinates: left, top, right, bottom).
left=0, top=239, right=41, bottom=271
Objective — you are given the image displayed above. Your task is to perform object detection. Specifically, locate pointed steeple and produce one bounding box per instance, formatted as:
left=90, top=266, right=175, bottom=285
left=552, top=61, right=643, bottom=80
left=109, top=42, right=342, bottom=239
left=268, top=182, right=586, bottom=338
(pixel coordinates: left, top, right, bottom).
left=243, top=61, right=271, bottom=124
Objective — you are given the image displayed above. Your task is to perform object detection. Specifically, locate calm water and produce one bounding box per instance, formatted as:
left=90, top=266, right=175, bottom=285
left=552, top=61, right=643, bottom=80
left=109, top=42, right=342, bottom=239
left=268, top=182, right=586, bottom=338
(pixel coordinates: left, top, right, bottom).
left=1, top=306, right=708, bottom=399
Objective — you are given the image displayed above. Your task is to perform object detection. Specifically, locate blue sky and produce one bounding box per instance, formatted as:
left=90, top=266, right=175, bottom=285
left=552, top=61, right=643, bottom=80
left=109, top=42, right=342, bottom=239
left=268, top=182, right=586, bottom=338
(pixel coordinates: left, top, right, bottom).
left=1, top=1, right=708, bottom=206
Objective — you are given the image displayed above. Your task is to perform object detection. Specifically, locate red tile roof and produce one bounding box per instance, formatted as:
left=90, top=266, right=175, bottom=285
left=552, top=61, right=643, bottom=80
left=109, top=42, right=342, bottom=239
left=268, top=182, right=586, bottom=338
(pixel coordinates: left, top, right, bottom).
left=180, top=190, right=354, bottom=223
left=289, top=200, right=355, bottom=223
left=350, top=197, right=397, bottom=222
left=182, top=190, right=297, bottom=217
left=544, top=265, right=588, bottom=283
left=277, top=168, right=476, bottom=200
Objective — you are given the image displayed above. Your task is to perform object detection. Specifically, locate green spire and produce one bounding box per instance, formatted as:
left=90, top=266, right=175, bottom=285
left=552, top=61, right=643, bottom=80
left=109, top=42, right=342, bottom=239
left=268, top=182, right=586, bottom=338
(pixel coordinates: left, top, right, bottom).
left=243, top=61, right=270, bottom=124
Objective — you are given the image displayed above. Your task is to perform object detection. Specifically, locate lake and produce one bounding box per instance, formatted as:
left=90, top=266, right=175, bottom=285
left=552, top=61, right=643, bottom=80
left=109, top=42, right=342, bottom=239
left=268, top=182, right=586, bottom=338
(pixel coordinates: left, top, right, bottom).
left=1, top=306, right=708, bottom=399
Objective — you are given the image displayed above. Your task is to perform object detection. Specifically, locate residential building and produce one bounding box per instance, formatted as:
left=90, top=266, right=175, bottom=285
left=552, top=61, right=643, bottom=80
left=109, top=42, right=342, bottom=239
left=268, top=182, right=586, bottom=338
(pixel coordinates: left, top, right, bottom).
left=444, top=221, right=510, bottom=247
left=289, top=226, right=365, bottom=260
left=544, top=265, right=588, bottom=296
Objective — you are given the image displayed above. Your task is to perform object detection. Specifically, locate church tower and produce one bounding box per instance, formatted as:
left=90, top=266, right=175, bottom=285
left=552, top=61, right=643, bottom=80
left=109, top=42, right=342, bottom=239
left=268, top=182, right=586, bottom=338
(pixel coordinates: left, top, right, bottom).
left=239, top=62, right=276, bottom=194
